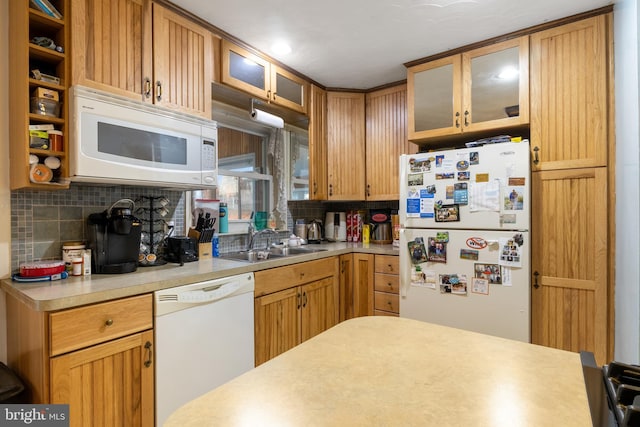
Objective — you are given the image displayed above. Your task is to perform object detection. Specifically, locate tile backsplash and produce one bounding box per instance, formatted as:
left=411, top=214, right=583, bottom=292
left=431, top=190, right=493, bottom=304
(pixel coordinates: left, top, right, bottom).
left=11, top=184, right=185, bottom=272
left=10, top=183, right=398, bottom=273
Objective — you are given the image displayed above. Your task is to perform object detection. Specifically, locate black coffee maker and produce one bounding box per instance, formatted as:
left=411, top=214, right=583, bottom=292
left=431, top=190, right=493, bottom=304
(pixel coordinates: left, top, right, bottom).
left=87, top=199, right=142, bottom=274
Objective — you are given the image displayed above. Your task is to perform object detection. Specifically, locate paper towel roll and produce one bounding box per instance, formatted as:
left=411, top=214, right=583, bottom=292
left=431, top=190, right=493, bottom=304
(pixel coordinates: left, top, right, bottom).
left=251, top=108, right=284, bottom=128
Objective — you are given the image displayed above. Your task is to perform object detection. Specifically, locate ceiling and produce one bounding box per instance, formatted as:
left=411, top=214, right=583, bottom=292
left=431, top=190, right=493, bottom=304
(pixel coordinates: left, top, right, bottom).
left=170, top=0, right=615, bottom=90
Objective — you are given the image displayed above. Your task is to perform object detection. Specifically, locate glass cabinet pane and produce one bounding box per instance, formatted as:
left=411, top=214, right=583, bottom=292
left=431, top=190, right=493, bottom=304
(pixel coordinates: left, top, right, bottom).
left=276, top=72, right=303, bottom=105
left=229, top=50, right=266, bottom=91
left=413, top=63, right=454, bottom=132
left=470, top=46, right=520, bottom=123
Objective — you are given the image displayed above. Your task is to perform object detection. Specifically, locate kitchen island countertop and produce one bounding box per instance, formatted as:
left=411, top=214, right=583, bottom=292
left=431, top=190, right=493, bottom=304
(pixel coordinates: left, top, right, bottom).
left=166, top=316, right=592, bottom=427
left=0, top=242, right=397, bottom=311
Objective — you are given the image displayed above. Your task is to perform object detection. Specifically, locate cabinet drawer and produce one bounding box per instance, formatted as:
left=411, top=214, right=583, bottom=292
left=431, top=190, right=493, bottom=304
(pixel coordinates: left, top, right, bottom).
left=374, top=273, right=400, bottom=294
left=374, top=291, right=399, bottom=314
left=50, top=294, right=153, bottom=356
left=255, top=257, right=338, bottom=296
left=375, top=255, right=399, bottom=275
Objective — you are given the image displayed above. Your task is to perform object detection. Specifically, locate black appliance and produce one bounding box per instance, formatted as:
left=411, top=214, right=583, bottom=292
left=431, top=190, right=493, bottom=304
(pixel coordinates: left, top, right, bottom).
left=87, top=199, right=142, bottom=274
left=165, top=236, right=198, bottom=265
left=581, top=351, right=640, bottom=427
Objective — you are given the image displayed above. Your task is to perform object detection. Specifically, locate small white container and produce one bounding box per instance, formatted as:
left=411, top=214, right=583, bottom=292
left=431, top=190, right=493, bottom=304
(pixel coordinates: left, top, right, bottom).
left=62, top=242, right=85, bottom=271
left=82, top=249, right=92, bottom=276
left=72, top=258, right=83, bottom=276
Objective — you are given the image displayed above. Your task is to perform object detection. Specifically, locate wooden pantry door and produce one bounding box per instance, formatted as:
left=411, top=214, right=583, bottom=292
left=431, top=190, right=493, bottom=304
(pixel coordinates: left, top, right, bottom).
left=531, top=167, right=609, bottom=364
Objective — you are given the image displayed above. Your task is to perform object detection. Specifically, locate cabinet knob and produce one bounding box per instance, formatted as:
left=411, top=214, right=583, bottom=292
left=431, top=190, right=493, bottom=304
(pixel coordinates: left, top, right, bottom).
left=105, top=318, right=113, bottom=327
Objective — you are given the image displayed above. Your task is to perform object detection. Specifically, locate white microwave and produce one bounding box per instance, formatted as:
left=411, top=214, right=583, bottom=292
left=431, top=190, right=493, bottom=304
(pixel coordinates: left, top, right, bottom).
left=70, top=86, right=217, bottom=189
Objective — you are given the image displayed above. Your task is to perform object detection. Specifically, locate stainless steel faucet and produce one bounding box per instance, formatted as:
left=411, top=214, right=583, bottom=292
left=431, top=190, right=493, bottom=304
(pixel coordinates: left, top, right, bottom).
left=247, top=227, right=278, bottom=251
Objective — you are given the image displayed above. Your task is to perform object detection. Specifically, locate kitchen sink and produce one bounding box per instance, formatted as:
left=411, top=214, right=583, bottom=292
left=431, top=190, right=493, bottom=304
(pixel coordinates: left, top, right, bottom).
left=220, top=246, right=328, bottom=263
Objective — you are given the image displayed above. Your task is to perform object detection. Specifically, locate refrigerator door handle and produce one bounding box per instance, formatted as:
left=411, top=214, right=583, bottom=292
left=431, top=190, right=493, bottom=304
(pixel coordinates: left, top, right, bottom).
left=399, top=228, right=410, bottom=298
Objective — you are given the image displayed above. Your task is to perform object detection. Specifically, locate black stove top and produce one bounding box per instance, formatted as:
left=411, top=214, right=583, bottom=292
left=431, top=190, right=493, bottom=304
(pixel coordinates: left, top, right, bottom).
left=581, top=352, right=640, bottom=427
left=603, top=361, right=640, bottom=426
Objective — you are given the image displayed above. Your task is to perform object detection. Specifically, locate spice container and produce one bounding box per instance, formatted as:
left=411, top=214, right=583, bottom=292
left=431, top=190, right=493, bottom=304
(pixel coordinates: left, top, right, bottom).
left=62, top=242, right=85, bottom=271
left=72, top=258, right=83, bottom=276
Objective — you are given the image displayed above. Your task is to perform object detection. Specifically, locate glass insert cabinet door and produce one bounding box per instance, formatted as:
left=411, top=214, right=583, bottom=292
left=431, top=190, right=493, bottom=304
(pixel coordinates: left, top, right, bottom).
left=462, top=36, right=529, bottom=132
left=407, top=36, right=529, bottom=141
left=222, top=40, right=271, bottom=100
left=408, top=55, right=462, bottom=140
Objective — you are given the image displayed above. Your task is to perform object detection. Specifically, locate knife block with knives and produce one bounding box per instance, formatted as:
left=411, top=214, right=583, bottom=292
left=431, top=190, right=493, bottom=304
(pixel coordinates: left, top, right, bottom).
left=190, top=211, right=217, bottom=260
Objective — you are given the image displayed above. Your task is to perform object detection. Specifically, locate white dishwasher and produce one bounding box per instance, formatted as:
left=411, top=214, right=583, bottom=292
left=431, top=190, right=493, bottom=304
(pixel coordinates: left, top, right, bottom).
left=154, top=272, right=255, bottom=426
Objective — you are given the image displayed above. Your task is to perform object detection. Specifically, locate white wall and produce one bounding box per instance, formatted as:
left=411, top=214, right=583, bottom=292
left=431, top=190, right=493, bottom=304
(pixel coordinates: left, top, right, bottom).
left=614, top=0, right=640, bottom=364
left=0, top=0, right=10, bottom=364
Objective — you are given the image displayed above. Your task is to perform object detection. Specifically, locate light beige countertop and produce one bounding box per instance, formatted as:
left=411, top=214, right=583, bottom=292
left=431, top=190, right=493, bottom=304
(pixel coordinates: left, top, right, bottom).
left=0, top=242, right=398, bottom=311
left=166, top=316, right=592, bottom=427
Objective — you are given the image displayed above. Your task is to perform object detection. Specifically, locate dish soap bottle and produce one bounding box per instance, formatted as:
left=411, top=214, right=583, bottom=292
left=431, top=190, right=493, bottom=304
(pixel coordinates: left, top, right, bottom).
left=268, top=211, right=277, bottom=230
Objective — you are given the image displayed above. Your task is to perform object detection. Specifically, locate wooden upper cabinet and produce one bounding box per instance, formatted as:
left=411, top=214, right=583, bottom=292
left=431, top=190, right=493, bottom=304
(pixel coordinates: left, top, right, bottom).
left=152, top=4, right=212, bottom=117
left=308, top=84, right=328, bottom=200
left=530, top=15, right=609, bottom=171
left=327, top=92, right=366, bottom=200
left=221, top=40, right=308, bottom=114
left=408, top=36, right=529, bottom=142
left=71, top=0, right=152, bottom=100
left=365, top=84, right=413, bottom=200
left=71, top=0, right=212, bottom=118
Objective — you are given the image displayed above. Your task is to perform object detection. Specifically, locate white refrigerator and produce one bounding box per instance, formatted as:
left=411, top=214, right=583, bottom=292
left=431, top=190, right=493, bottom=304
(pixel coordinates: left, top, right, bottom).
left=399, top=140, right=531, bottom=342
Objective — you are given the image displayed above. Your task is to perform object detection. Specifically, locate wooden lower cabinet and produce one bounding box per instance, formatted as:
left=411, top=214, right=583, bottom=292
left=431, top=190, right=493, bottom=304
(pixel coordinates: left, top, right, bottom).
left=373, top=255, right=400, bottom=316
left=51, top=331, right=154, bottom=427
left=338, top=253, right=374, bottom=321
left=254, top=257, right=339, bottom=366
left=531, top=168, right=609, bottom=364
left=6, top=294, right=154, bottom=427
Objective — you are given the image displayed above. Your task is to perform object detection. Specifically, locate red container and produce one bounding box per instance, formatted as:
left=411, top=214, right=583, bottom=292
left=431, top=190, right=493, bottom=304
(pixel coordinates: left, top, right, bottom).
left=19, top=260, right=66, bottom=277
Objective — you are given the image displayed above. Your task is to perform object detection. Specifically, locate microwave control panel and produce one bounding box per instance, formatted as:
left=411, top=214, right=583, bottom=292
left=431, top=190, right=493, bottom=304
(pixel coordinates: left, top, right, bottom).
left=202, top=139, right=216, bottom=170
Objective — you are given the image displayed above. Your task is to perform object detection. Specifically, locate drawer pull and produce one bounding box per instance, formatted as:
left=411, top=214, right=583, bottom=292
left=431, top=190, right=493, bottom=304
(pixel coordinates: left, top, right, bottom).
left=105, top=318, right=113, bottom=327
left=144, top=341, right=153, bottom=368
left=388, top=264, right=394, bottom=271
left=387, top=282, right=393, bottom=287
